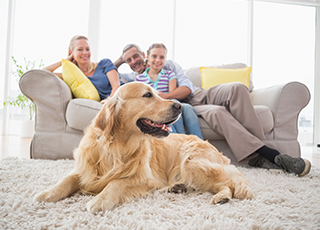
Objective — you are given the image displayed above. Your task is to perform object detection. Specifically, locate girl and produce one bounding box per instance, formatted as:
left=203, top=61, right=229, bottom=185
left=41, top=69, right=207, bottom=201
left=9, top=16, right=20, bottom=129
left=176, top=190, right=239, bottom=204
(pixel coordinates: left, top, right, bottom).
left=136, top=43, right=203, bottom=139
left=44, top=35, right=122, bottom=100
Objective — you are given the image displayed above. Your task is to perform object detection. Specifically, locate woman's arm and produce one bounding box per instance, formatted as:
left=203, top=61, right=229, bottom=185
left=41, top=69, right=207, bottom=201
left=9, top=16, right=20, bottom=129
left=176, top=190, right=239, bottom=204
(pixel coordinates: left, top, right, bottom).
left=107, top=69, right=121, bottom=97
left=43, top=54, right=74, bottom=80
left=43, top=61, right=63, bottom=79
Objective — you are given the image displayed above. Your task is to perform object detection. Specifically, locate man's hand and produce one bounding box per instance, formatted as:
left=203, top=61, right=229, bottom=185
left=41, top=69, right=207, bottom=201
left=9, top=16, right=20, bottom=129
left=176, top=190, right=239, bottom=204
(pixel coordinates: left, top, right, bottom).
left=113, top=55, right=125, bottom=68
left=158, top=86, right=191, bottom=101
left=158, top=91, right=168, bottom=99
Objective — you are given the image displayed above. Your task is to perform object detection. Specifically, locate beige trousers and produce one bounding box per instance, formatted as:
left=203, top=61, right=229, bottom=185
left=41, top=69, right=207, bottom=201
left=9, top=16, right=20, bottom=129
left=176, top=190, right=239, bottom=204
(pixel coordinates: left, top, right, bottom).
left=188, top=82, right=265, bottom=162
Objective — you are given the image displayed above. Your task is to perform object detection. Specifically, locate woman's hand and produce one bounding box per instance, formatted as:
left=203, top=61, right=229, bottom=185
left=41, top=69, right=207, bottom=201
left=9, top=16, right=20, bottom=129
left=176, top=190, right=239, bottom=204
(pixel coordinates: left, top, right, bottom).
left=66, top=53, right=77, bottom=65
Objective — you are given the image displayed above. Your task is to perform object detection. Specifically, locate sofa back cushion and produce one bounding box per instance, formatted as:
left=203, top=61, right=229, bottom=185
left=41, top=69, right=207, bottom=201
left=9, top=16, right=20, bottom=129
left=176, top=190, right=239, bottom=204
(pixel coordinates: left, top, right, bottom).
left=184, top=63, right=254, bottom=92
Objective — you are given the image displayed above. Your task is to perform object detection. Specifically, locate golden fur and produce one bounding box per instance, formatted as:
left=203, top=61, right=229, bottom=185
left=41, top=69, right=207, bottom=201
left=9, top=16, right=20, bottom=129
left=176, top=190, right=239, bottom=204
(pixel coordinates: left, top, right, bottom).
left=35, top=82, right=253, bottom=213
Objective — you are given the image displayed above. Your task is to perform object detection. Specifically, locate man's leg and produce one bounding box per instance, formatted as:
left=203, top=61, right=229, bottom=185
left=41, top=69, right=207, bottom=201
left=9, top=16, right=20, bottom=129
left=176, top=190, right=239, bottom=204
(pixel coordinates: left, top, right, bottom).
left=189, top=83, right=265, bottom=140
left=193, top=104, right=264, bottom=161
left=194, top=104, right=311, bottom=176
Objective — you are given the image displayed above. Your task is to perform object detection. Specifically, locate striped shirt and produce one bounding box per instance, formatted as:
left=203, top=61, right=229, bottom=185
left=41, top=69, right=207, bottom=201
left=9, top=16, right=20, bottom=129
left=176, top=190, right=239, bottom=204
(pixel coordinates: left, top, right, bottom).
left=136, top=67, right=177, bottom=93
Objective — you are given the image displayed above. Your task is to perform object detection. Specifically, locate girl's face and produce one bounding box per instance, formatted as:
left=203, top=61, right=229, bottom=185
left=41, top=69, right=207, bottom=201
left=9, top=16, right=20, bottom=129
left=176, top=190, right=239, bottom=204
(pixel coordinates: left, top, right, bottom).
left=71, top=39, right=91, bottom=65
left=147, top=48, right=166, bottom=72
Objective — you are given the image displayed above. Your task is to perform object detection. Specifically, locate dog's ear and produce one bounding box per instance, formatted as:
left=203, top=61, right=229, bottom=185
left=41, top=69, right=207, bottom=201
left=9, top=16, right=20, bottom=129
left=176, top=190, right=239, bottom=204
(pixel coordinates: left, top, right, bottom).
left=94, top=96, right=118, bottom=136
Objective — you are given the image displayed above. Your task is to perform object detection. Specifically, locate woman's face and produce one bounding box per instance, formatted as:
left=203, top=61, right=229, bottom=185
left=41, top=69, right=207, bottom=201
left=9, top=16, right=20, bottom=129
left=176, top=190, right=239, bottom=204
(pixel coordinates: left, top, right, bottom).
left=71, top=39, right=91, bottom=65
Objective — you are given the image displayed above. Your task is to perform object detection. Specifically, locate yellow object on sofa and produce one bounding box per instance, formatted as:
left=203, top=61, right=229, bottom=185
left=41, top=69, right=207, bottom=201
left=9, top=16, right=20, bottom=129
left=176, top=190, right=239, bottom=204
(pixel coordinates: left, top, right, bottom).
left=199, top=67, right=252, bottom=90
left=62, top=59, right=100, bottom=101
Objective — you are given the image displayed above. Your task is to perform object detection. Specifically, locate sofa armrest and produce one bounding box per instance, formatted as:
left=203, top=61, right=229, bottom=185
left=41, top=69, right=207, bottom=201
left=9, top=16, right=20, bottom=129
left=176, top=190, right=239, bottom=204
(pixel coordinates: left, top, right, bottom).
left=19, top=69, right=72, bottom=132
left=251, top=81, right=310, bottom=139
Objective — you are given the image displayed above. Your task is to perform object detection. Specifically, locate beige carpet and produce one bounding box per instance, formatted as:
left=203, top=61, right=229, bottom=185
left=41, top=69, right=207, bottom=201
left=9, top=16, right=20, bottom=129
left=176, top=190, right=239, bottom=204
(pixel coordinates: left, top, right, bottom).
left=1, top=157, right=320, bottom=229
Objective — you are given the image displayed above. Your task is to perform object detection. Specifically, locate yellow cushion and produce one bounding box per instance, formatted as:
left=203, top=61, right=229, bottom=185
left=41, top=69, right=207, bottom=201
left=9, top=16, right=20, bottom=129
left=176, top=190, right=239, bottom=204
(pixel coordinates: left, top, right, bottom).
left=199, top=67, right=252, bottom=90
left=62, top=59, right=100, bottom=101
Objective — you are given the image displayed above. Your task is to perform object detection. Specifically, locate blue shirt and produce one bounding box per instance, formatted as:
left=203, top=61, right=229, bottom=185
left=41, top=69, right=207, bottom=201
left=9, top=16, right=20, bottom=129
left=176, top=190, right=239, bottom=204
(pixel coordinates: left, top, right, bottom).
left=88, top=58, right=123, bottom=100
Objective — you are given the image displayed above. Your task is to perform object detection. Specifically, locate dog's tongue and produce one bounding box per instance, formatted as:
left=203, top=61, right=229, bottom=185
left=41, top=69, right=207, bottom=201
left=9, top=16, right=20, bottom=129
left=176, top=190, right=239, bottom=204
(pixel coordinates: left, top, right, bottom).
left=145, top=119, right=172, bottom=133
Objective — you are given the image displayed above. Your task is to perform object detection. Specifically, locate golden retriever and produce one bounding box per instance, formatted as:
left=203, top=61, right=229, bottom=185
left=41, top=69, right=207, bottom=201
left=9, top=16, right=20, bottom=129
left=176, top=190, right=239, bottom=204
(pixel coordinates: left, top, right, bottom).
left=35, top=82, right=253, bottom=213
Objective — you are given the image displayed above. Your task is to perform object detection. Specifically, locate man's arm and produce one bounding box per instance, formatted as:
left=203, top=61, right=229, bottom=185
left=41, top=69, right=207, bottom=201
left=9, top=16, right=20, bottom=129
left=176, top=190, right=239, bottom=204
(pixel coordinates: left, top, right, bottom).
left=113, top=56, right=125, bottom=68
left=162, top=60, right=197, bottom=100
left=158, top=86, right=191, bottom=100
left=114, top=56, right=137, bottom=83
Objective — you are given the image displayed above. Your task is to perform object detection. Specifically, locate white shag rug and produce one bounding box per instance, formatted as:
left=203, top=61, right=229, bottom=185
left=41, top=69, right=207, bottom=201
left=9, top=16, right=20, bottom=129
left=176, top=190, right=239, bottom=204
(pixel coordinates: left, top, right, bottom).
left=1, top=157, right=320, bottom=230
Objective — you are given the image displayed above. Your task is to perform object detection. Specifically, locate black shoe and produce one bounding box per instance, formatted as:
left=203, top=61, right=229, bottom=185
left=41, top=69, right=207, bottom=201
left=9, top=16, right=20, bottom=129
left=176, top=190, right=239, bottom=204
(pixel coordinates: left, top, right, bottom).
left=274, top=154, right=311, bottom=177
left=248, top=155, right=282, bottom=171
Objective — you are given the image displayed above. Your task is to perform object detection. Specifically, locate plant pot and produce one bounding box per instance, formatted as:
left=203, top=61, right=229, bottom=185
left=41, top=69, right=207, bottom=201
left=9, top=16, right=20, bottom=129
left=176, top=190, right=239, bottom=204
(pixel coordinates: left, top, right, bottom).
left=21, top=120, right=35, bottom=138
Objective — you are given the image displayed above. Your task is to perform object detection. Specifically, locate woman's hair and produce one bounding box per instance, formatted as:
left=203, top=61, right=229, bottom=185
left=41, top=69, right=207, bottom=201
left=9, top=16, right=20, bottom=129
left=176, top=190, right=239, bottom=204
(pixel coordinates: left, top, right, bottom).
left=147, top=43, right=167, bottom=56
left=68, top=35, right=96, bottom=73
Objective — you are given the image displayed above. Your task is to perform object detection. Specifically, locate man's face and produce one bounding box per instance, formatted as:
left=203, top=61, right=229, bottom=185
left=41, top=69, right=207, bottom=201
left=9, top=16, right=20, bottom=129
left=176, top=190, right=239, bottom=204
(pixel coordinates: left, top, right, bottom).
left=123, top=47, right=145, bottom=73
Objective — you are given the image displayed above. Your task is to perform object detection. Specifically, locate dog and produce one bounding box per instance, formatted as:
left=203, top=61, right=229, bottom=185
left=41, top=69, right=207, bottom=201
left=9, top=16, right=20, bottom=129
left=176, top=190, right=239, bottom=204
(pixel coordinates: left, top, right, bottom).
left=35, top=82, right=253, bottom=213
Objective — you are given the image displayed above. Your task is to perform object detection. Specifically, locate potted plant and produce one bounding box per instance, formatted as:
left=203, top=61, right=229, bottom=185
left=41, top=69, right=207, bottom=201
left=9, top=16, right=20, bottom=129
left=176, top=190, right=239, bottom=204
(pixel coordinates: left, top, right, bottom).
left=3, top=56, right=44, bottom=137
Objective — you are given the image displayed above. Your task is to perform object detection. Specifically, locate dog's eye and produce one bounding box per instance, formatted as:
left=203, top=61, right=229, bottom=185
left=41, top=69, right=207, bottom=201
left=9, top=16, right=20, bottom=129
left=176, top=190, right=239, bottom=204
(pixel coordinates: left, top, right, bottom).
left=143, top=92, right=153, bottom=98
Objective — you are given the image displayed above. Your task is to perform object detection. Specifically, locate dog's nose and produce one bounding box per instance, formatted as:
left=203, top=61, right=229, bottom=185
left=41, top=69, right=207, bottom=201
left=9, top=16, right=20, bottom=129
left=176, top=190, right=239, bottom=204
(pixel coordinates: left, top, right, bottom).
left=173, top=102, right=182, bottom=112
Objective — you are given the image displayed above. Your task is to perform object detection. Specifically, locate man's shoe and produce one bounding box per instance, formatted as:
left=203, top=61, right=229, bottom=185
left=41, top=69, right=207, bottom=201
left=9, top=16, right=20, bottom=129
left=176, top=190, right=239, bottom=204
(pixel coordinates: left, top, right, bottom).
left=248, top=155, right=283, bottom=171
left=274, top=154, right=311, bottom=177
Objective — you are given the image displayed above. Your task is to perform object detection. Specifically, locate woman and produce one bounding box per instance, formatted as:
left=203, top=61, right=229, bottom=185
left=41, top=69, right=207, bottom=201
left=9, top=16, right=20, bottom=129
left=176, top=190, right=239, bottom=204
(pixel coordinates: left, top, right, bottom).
left=44, top=35, right=121, bottom=100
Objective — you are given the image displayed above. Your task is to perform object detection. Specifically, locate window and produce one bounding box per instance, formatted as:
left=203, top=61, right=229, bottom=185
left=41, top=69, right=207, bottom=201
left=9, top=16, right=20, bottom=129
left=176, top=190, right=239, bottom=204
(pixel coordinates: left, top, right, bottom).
left=253, top=1, right=315, bottom=144
left=174, top=0, right=248, bottom=68
left=0, top=0, right=9, bottom=135
left=99, top=0, right=174, bottom=73
left=6, top=0, right=90, bottom=135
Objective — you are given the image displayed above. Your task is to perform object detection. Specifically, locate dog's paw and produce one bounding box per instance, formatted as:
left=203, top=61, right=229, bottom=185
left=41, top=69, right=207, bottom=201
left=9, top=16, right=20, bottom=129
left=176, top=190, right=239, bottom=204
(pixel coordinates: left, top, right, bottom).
left=34, top=191, right=59, bottom=202
left=169, top=184, right=188, bottom=194
left=210, top=193, right=231, bottom=205
left=86, top=196, right=117, bottom=214
left=234, top=185, right=253, bottom=200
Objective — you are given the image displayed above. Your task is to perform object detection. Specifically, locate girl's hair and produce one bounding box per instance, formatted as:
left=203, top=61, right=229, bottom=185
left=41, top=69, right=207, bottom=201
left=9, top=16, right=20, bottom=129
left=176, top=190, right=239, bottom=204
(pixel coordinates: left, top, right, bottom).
left=68, top=35, right=96, bottom=73
left=147, top=43, right=167, bottom=56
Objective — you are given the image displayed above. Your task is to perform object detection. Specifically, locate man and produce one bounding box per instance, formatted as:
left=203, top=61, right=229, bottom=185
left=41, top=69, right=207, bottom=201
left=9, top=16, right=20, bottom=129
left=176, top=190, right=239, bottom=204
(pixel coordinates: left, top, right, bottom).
left=114, top=44, right=311, bottom=176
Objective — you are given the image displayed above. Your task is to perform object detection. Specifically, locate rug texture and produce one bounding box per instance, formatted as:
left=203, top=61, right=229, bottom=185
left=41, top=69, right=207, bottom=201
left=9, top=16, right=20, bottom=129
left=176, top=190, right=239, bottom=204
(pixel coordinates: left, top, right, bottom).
left=0, top=157, right=320, bottom=230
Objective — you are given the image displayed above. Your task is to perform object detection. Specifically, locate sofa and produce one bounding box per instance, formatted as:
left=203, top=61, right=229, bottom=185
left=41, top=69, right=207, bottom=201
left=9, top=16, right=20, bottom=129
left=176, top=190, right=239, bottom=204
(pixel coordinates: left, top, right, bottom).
left=19, top=64, right=310, bottom=165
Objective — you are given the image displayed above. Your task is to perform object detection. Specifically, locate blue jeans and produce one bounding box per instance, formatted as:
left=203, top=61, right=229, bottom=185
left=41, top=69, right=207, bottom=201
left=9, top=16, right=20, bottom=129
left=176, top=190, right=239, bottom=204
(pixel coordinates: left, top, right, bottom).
left=170, top=100, right=203, bottom=140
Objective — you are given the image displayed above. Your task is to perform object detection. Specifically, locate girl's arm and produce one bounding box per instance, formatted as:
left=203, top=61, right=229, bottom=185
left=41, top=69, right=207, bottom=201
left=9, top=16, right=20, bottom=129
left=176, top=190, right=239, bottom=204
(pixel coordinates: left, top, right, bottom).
left=107, top=69, right=121, bottom=97
left=168, top=78, right=177, bottom=93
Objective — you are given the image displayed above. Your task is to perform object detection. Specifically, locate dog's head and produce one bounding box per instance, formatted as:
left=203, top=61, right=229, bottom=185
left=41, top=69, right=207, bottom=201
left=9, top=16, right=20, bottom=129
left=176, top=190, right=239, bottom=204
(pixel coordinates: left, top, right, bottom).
left=93, top=82, right=182, bottom=140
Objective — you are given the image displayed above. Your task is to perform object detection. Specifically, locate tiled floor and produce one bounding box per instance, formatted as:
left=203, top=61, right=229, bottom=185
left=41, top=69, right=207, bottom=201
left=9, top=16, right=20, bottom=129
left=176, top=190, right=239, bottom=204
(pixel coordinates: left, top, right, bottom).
left=1, top=135, right=320, bottom=167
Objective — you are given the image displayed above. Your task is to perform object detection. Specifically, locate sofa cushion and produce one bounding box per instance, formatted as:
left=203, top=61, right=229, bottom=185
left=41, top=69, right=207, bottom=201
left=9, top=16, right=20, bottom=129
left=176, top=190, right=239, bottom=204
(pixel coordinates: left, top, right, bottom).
left=185, top=63, right=254, bottom=92
left=199, top=67, right=252, bottom=90
left=62, top=59, right=100, bottom=101
left=254, top=105, right=274, bottom=133
left=66, top=98, right=102, bottom=131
